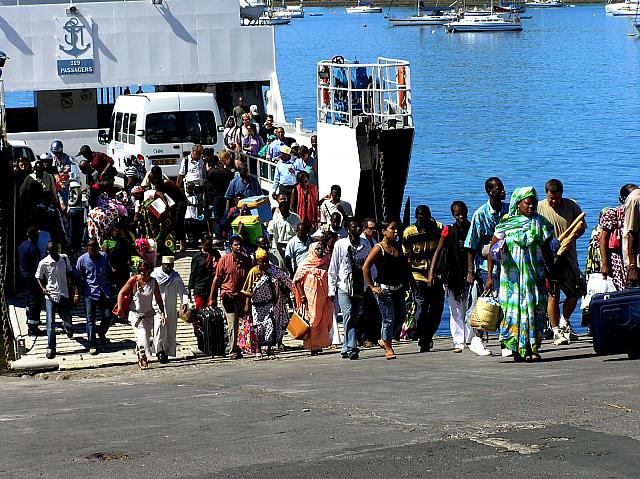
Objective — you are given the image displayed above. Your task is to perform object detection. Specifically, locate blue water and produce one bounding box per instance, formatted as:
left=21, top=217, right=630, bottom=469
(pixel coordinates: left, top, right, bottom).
left=274, top=4, right=640, bottom=335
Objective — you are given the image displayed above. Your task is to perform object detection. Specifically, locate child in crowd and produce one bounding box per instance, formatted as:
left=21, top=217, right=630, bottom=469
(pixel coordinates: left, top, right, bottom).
left=184, top=182, right=205, bottom=247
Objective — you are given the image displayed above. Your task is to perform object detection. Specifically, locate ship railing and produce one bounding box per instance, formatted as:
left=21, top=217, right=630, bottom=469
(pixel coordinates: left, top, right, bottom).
left=316, top=56, right=413, bottom=129
left=238, top=151, right=277, bottom=192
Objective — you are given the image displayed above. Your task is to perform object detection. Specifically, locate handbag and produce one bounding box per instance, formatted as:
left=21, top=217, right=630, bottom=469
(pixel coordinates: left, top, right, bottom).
left=469, top=291, right=502, bottom=331
left=345, top=245, right=365, bottom=298
left=112, top=275, right=139, bottom=317
left=179, top=302, right=198, bottom=324
left=287, top=305, right=311, bottom=340
left=608, top=227, right=622, bottom=250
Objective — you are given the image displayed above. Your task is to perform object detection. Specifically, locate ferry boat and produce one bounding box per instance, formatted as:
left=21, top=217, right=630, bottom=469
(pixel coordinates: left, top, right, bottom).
left=345, top=2, right=383, bottom=14
left=0, top=0, right=291, bottom=159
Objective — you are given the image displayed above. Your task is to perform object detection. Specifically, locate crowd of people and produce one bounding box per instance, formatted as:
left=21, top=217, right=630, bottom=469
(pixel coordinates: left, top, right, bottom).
left=13, top=102, right=639, bottom=369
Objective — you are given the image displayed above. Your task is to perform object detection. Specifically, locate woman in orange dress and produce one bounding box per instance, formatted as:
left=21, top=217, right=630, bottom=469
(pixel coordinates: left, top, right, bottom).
left=293, top=232, right=337, bottom=355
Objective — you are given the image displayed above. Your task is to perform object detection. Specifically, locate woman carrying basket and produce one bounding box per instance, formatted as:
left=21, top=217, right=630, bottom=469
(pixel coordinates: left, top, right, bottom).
left=485, top=187, right=555, bottom=362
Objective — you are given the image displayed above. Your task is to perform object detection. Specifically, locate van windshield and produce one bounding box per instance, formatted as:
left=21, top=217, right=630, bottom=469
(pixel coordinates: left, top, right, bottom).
left=145, top=111, right=217, bottom=145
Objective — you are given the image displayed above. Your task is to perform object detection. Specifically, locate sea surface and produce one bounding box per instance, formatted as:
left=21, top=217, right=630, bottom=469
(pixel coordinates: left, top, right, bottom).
left=274, top=4, right=640, bottom=335
left=9, top=4, right=640, bottom=336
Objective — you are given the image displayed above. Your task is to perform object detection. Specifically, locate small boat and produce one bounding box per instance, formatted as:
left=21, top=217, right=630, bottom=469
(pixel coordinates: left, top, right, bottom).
left=525, top=0, right=564, bottom=7
left=259, top=0, right=292, bottom=24
left=309, top=12, right=324, bottom=16
left=389, top=1, right=457, bottom=26
left=446, top=13, right=523, bottom=31
left=495, top=0, right=527, bottom=13
left=346, top=1, right=383, bottom=14
left=606, top=0, right=640, bottom=15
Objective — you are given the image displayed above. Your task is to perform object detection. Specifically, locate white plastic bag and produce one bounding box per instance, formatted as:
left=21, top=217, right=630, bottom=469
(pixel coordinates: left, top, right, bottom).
left=581, top=273, right=615, bottom=309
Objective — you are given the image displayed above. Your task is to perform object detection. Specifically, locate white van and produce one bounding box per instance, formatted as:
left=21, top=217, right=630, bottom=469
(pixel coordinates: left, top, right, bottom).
left=98, top=92, right=225, bottom=178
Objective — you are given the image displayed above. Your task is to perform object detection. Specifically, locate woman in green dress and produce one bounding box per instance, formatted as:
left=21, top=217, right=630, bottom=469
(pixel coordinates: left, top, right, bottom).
left=486, top=187, right=555, bottom=362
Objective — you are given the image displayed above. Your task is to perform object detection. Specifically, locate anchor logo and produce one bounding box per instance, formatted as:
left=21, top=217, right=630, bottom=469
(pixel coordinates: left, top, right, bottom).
left=59, top=18, right=90, bottom=58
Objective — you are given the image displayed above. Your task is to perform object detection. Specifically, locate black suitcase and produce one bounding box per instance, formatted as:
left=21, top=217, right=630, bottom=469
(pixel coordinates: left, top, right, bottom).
left=195, top=307, right=226, bottom=357
left=67, top=207, right=86, bottom=251
left=589, top=288, right=640, bottom=358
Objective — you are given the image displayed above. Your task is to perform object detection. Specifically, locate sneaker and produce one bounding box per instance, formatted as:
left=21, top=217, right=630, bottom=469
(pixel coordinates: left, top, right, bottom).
left=65, top=327, right=74, bottom=339
left=453, top=348, right=463, bottom=353
left=46, top=349, right=56, bottom=360
left=553, top=330, right=569, bottom=345
left=501, top=348, right=514, bottom=357
left=341, top=352, right=349, bottom=359
left=28, top=327, right=46, bottom=337
left=349, top=351, right=360, bottom=360
left=88, top=347, right=98, bottom=356
left=469, top=337, right=492, bottom=356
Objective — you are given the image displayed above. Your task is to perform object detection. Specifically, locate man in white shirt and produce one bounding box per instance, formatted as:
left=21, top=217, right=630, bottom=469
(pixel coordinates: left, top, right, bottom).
left=36, top=241, right=78, bottom=360
left=267, top=193, right=302, bottom=271
left=328, top=219, right=371, bottom=360
left=312, top=212, right=348, bottom=241
left=320, top=185, right=353, bottom=226
left=176, top=144, right=204, bottom=190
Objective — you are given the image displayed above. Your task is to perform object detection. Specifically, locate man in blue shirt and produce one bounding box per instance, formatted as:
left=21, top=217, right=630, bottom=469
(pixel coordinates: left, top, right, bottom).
left=266, top=127, right=286, bottom=161
left=271, top=146, right=299, bottom=199
left=76, top=239, right=113, bottom=355
left=224, top=163, right=262, bottom=210
left=18, top=227, right=45, bottom=336
left=464, top=177, right=508, bottom=356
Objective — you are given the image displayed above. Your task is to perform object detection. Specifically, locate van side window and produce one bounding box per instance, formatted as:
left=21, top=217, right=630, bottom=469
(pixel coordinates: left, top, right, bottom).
left=114, top=112, right=123, bottom=142
left=129, top=114, right=137, bottom=144
left=122, top=113, right=130, bottom=145
left=182, top=111, right=216, bottom=145
left=145, top=112, right=181, bottom=144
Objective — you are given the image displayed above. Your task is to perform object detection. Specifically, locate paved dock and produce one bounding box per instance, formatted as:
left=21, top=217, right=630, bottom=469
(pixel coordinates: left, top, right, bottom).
left=1, top=333, right=638, bottom=478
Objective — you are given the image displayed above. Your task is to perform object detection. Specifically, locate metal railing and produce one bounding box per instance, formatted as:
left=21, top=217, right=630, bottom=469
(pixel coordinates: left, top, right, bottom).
left=316, top=56, right=413, bottom=128
left=237, top=151, right=277, bottom=191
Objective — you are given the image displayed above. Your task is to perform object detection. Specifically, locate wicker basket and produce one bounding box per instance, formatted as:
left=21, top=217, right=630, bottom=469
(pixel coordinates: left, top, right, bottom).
left=469, top=296, right=502, bottom=332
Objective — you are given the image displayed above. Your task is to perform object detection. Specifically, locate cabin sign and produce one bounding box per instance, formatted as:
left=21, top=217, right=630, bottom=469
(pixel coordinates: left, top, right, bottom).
left=55, top=16, right=94, bottom=76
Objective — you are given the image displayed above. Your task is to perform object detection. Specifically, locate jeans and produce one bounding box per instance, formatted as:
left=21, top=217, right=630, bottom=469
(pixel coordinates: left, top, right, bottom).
left=337, top=289, right=364, bottom=354
left=413, top=280, right=445, bottom=349
left=375, top=288, right=406, bottom=342
left=25, top=278, right=43, bottom=327
left=45, top=297, right=73, bottom=351
left=356, top=288, right=381, bottom=344
left=84, top=294, right=113, bottom=347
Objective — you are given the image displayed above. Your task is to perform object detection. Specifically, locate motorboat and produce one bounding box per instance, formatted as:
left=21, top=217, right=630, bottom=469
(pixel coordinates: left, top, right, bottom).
left=446, top=13, right=523, bottom=31
left=272, top=1, right=304, bottom=18
left=525, top=0, right=564, bottom=7
left=495, top=0, right=527, bottom=13
left=259, top=0, right=292, bottom=24
left=605, top=0, right=640, bottom=15
left=345, top=2, right=383, bottom=14
left=388, top=1, right=457, bottom=26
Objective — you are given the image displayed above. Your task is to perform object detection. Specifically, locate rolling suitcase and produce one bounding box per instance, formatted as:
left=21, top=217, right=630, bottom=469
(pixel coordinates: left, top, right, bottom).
left=589, top=288, right=640, bottom=358
left=195, top=306, right=227, bottom=357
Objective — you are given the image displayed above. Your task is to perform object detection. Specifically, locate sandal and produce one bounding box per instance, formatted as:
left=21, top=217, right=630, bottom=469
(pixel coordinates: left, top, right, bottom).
left=385, top=350, right=397, bottom=360
left=528, top=353, right=542, bottom=362
left=137, top=347, right=148, bottom=370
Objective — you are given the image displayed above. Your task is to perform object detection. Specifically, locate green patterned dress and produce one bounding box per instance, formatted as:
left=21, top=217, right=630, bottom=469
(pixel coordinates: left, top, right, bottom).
left=494, top=187, right=554, bottom=358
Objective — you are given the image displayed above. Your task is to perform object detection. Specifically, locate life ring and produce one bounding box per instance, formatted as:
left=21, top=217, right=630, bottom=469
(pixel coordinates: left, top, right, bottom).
left=320, top=65, right=330, bottom=107
left=397, top=65, right=407, bottom=110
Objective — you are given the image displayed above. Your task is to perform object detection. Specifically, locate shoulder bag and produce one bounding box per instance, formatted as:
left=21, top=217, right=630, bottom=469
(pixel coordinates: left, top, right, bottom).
left=112, top=275, right=139, bottom=318
left=287, top=304, right=310, bottom=340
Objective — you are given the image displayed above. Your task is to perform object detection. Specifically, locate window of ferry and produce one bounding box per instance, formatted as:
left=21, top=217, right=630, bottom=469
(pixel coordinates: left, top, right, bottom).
left=114, top=112, right=123, bottom=142
left=128, top=114, right=137, bottom=144
left=181, top=111, right=216, bottom=145
left=145, top=112, right=181, bottom=144
left=122, top=113, right=130, bottom=144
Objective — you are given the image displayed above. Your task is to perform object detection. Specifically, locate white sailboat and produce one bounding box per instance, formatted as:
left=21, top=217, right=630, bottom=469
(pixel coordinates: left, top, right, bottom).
left=606, top=0, right=640, bottom=16
left=259, top=0, right=291, bottom=24
left=346, top=1, right=383, bottom=14
left=525, top=0, right=564, bottom=7
left=272, top=1, right=304, bottom=18
left=446, top=0, right=522, bottom=31
left=388, top=1, right=457, bottom=26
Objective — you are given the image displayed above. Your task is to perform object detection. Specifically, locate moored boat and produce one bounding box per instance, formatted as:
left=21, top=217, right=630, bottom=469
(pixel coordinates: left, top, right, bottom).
left=526, top=0, right=564, bottom=7
left=346, top=1, right=383, bottom=14
left=605, top=0, right=640, bottom=15
left=388, top=2, right=457, bottom=26
left=446, top=13, right=523, bottom=31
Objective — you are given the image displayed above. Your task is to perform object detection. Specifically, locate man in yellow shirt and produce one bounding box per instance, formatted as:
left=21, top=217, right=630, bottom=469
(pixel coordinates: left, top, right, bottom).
left=403, top=205, right=445, bottom=352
